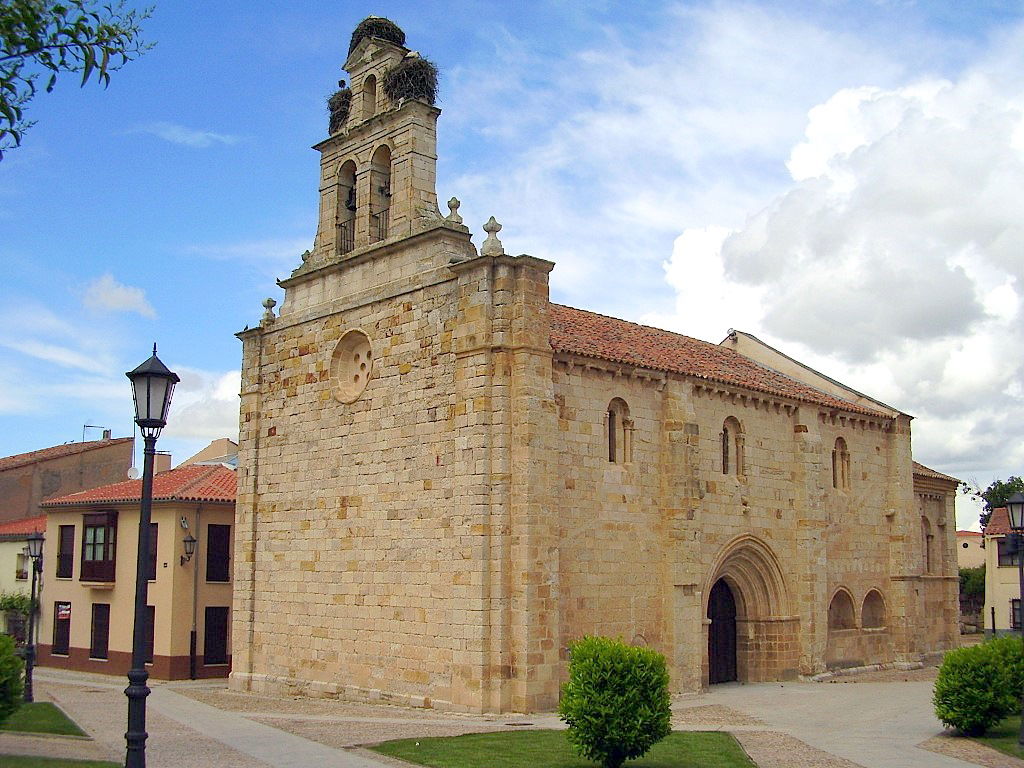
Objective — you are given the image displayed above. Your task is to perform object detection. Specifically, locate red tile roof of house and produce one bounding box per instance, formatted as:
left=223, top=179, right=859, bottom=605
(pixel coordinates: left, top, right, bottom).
left=40, top=465, right=235, bottom=507
left=985, top=507, right=1011, bottom=536
left=0, top=514, right=46, bottom=537
left=956, top=530, right=982, bottom=537
left=548, top=304, right=886, bottom=417
left=0, top=438, right=133, bottom=472
left=912, top=461, right=959, bottom=483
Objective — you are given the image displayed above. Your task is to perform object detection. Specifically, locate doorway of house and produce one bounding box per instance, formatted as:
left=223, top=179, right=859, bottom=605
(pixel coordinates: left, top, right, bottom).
left=708, top=578, right=738, bottom=684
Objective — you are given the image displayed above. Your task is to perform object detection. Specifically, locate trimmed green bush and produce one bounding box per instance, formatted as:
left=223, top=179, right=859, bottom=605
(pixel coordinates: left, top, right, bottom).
left=558, top=636, right=672, bottom=768
left=0, top=634, right=24, bottom=724
left=986, top=635, right=1024, bottom=699
left=934, top=643, right=1016, bottom=736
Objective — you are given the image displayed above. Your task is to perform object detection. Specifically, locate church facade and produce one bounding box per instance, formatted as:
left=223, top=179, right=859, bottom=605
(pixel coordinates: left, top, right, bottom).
left=230, top=19, right=958, bottom=713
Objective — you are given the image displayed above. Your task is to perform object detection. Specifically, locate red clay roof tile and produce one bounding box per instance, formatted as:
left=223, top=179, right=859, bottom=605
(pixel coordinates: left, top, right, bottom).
left=0, top=438, right=132, bottom=472
left=0, top=514, right=47, bottom=536
left=548, top=304, right=886, bottom=417
left=986, top=507, right=1011, bottom=536
left=912, top=461, right=959, bottom=483
left=41, top=465, right=235, bottom=507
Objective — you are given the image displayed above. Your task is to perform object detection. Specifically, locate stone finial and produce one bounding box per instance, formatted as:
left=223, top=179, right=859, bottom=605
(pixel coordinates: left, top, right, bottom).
left=300, top=249, right=311, bottom=263
left=445, top=197, right=463, bottom=225
left=261, top=297, right=277, bottom=325
left=481, top=216, right=504, bottom=257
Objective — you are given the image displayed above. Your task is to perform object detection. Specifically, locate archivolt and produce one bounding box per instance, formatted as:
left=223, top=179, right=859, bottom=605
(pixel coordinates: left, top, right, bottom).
left=704, top=535, right=792, bottom=620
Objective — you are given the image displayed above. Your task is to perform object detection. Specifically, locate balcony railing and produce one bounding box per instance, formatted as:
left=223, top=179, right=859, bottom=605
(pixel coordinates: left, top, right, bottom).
left=338, top=219, right=354, bottom=255
left=81, top=559, right=115, bottom=582
left=370, top=210, right=389, bottom=243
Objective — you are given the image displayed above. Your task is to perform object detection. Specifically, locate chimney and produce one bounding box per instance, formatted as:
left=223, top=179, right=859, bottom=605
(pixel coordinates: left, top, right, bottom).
left=154, top=452, right=171, bottom=474
left=102, top=429, right=112, bottom=440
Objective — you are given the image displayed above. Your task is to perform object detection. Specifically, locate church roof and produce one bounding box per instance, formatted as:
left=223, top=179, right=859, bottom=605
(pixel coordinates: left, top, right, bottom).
left=912, top=461, right=958, bottom=483
left=548, top=304, right=887, bottom=417
left=40, top=464, right=236, bottom=507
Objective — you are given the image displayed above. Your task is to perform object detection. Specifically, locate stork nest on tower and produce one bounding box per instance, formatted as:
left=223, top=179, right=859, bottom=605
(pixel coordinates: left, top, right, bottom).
left=348, top=16, right=406, bottom=55
left=383, top=55, right=438, bottom=105
left=328, top=87, right=352, bottom=133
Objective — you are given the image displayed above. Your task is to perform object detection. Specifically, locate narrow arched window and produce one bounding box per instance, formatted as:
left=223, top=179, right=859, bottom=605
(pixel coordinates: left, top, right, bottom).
left=827, top=590, right=855, bottom=630
left=336, top=160, right=357, bottom=255
left=722, top=417, right=743, bottom=476
left=862, top=590, right=885, bottom=628
left=606, top=398, right=631, bottom=464
left=362, top=74, right=377, bottom=120
left=832, top=437, right=850, bottom=489
left=369, top=144, right=391, bottom=243
left=922, top=517, right=934, bottom=574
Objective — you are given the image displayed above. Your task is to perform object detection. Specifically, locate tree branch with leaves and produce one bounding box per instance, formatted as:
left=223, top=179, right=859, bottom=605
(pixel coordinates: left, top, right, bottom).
left=962, top=476, right=1024, bottom=529
left=0, top=0, right=152, bottom=158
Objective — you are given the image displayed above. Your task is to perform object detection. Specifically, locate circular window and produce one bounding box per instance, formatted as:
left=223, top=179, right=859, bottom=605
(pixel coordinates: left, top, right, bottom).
left=962, top=542, right=969, bottom=549
left=331, top=329, right=373, bottom=403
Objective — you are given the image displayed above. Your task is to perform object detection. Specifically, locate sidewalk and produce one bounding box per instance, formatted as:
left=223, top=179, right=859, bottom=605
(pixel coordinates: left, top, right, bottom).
left=3, top=669, right=394, bottom=768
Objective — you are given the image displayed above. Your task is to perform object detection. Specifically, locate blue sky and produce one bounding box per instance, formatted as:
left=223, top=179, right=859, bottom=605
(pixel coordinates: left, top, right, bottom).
left=2, top=1, right=1023, bottom=527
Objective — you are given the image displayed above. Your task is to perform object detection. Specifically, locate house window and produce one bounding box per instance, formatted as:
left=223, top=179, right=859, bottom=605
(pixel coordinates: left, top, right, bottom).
left=81, top=511, right=117, bottom=581
left=1012, top=599, right=1022, bottom=631
left=56, top=524, right=75, bottom=579
left=52, top=602, right=71, bottom=655
left=147, top=522, right=158, bottom=581
left=204, top=606, right=229, bottom=664
left=206, top=524, right=231, bottom=582
left=606, top=398, right=631, bottom=464
left=722, top=417, right=744, bottom=476
left=998, top=538, right=1021, bottom=567
left=832, top=437, right=850, bottom=489
left=90, top=603, right=110, bottom=660
left=15, top=551, right=27, bottom=581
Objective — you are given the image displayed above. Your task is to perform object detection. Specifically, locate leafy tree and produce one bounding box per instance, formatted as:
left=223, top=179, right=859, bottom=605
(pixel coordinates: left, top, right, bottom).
left=0, top=0, right=152, bottom=158
left=959, top=565, right=985, bottom=600
left=962, top=476, right=1024, bottom=528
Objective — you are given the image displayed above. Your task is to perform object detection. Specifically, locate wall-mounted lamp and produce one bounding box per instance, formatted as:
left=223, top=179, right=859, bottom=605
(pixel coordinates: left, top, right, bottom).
left=180, top=533, right=197, bottom=565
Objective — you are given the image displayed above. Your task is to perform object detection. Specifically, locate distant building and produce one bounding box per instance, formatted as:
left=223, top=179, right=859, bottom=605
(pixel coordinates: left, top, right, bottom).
left=957, top=530, right=984, bottom=568
left=37, top=464, right=236, bottom=679
left=983, top=508, right=1020, bottom=634
left=0, top=514, right=46, bottom=642
left=0, top=437, right=135, bottom=525
left=179, top=438, right=238, bottom=468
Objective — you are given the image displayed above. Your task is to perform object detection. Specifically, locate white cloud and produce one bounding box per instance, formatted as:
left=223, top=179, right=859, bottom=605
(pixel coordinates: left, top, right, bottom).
left=654, top=24, right=1024, bottom=491
left=132, top=122, right=241, bottom=148
left=83, top=274, right=156, bottom=318
left=161, top=367, right=240, bottom=444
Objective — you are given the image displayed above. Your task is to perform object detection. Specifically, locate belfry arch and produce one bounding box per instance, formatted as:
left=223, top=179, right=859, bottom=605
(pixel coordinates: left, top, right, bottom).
left=704, top=535, right=800, bottom=685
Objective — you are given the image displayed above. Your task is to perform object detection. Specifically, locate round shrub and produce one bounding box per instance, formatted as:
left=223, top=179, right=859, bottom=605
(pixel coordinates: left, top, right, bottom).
left=348, top=17, right=405, bottom=55
left=934, top=643, right=1015, bottom=736
left=558, top=636, right=672, bottom=768
left=985, top=635, right=1024, bottom=699
left=0, top=634, right=24, bottom=724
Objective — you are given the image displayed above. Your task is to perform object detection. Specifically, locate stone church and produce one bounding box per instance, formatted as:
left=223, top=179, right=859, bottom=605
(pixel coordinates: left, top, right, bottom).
left=231, top=18, right=958, bottom=713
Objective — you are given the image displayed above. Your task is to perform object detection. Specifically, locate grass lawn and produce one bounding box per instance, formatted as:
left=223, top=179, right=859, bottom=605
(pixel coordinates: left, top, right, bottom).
left=969, top=714, right=1024, bottom=760
left=1, top=702, right=88, bottom=737
left=0, top=758, right=120, bottom=768
left=371, top=729, right=755, bottom=768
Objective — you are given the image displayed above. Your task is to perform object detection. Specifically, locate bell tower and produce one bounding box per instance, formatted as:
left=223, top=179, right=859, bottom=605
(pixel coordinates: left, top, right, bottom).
left=304, top=17, right=442, bottom=270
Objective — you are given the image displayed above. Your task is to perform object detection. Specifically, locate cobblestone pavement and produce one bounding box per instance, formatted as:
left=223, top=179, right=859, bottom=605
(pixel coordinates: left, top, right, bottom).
left=0, top=667, right=1014, bottom=768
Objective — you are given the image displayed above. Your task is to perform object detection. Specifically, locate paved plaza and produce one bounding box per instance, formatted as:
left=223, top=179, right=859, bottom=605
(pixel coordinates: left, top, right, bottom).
left=0, top=666, right=1018, bottom=768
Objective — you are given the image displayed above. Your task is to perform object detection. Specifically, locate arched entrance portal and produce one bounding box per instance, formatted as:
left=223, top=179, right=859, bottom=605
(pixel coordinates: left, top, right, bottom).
left=707, top=579, right=737, bottom=684
left=704, top=535, right=799, bottom=685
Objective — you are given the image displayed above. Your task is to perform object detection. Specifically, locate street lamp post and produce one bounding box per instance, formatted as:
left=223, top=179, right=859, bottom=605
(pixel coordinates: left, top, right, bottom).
left=1006, top=492, right=1024, bottom=748
left=22, top=530, right=44, bottom=703
left=124, top=345, right=179, bottom=768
